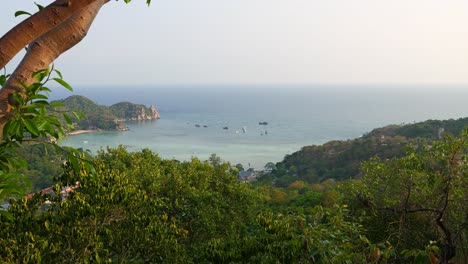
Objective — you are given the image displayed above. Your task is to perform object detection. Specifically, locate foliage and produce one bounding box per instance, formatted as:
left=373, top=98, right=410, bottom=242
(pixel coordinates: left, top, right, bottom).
left=53, top=95, right=157, bottom=131
left=0, top=147, right=259, bottom=262
left=208, top=153, right=222, bottom=166
left=203, top=206, right=386, bottom=264
left=235, top=163, right=244, bottom=171
left=16, top=144, right=75, bottom=192
left=2, top=68, right=77, bottom=143
left=0, top=146, right=393, bottom=263
left=265, top=136, right=408, bottom=186
left=364, top=117, right=468, bottom=140
left=268, top=117, right=468, bottom=187
left=53, top=95, right=118, bottom=130
left=109, top=101, right=153, bottom=119
left=339, top=130, right=468, bottom=263
left=0, top=67, right=82, bottom=203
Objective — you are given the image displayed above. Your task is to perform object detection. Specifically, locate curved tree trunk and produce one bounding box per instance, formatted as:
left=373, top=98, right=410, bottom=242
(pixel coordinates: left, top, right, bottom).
left=0, top=0, right=108, bottom=140
left=0, top=0, right=101, bottom=70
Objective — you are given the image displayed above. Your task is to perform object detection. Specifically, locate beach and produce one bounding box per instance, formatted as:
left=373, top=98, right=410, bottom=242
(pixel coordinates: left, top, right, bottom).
left=67, top=129, right=99, bottom=136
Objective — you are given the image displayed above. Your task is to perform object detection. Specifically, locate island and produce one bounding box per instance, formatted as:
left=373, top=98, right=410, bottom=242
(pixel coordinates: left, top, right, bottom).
left=52, top=95, right=160, bottom=133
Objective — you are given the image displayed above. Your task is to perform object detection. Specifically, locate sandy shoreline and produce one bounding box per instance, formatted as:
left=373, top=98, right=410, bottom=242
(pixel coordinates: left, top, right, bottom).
left=67, top=130, right=99, bottom=136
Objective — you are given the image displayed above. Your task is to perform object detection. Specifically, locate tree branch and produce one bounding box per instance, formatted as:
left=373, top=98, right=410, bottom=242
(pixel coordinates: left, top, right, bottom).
left=0, top=0, right=104, bottom=70
left=0, top=0, right=108, bottom=139
left=376, top=207, right=442, bottom=214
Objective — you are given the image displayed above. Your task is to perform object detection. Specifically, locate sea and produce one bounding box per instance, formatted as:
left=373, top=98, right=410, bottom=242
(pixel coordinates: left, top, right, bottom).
left=52, top=85, right=468, bottom=169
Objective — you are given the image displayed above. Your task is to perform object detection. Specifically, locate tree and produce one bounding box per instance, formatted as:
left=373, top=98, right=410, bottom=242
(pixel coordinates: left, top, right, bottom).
left=235, top=163, right=244, bottom=171
left=0, top=147, right=260, bottom=262
left=264, top=161, right=276, bottom=171
left=0, top=0, right=150, bottom=139
left=208, top=153, right=222, bottom=167
left=0, top=0, right=153, bottom=202
left=358, top=131, right=468, bottom=263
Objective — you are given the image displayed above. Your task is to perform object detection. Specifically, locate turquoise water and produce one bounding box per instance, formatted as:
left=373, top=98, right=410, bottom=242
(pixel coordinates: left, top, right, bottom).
left=59, top=86, right=468, bottom=169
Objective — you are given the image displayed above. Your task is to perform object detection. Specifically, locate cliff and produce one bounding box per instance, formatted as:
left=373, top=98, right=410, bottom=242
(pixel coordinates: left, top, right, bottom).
left=54, top=95, right=160, bottom=131
left=109, top=102, right=160, bottom=121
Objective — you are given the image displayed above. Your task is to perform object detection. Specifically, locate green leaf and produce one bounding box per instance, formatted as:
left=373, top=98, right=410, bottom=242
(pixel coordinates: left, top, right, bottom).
left=36, top=120, right=48, bottom=131
left=35, top=2, right=44, bottom=11
left=26, top=82, right=42, bottom=94
left=41, top=87, right=52, bottom=93
left=0, top=75, right=6, bottom=86
left=54, top=69, right=63, bottom=79
left=25, top=119, right=40, bottom=136
left=2, top=122, right=11, bottom=141
left=63, top=114, right=72, bottom=125
left=22, top=102, right=49, bottom=109
left=72, top=111, right=84, bottom=120
left=0, top=210, right=13, bottom=221
left=31, top=94, right=48, bottom=100
left=33, top=71, right=47, bottom=83
left=49, top=102, right=64, bottom=107
left=14, top=10, right=32, bottom=17
left=53, top=78, right=73, bottom=91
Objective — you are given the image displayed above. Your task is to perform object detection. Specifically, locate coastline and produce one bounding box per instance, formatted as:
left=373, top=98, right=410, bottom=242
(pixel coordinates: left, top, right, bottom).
left=67, top=129, right=100, bottom=136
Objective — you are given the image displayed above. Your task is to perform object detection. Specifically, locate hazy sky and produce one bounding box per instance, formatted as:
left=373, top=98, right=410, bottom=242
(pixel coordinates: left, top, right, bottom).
left=2, top=0, right=468, bottom=86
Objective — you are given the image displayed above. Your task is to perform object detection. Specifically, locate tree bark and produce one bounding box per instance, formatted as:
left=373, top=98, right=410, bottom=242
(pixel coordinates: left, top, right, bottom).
left=0, top=0, right=108, bottom=139
left=0, top=0, right=102, bottom=70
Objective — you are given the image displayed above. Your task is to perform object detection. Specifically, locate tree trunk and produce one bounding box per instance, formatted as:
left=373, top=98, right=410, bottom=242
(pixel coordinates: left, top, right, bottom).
left=0, top=0, right=108, bottom=140
left=0, top=0, right=101, bottom=70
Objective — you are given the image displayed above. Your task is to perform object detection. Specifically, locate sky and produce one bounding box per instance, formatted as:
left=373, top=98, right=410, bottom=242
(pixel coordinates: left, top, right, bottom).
left=1, top=0, right=468, bottom=87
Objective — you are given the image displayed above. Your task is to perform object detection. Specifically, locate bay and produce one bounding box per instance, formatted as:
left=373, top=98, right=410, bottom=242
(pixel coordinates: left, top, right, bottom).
left=58, top=85, right=468, bottom=169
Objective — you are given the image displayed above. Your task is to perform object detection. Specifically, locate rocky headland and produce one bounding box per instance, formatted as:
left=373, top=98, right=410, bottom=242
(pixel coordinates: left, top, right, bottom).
left=110, top=102, right=160, bottom=121
left=54, top=95, right=160, bottom=133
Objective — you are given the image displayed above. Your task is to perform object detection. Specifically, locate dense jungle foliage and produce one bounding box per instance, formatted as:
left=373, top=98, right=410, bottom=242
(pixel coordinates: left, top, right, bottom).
left=262, top=117, right=468, bottom=186
left=2, top=131, right=467, bottom=263
left=0, top=74, right=467, bottom=262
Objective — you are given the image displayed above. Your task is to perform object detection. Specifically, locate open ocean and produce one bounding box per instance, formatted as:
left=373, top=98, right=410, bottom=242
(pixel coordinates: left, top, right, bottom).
left=55, top=85, right=468, bottom=169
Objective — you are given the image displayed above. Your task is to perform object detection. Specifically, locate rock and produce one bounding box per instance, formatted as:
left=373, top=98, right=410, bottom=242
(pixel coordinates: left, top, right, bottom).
left=133, top=105, right=160, bottom=121
left=116, top=122, right=129, bottom=131
left=149, top=105, right=160, bottom=119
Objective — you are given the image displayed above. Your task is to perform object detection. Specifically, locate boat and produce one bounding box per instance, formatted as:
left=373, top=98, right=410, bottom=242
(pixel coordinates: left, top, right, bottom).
left=259, top=121, right=268, bottom=125
left=242, top=126, right=247, bottom=133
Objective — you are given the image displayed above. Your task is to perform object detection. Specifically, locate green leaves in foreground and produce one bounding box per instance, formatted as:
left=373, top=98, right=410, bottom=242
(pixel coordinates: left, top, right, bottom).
left=0, top=67, right=83, bottom=203
left=3, top=67, right=82, bottom=143
left=0, top=147, right=387, bottom=263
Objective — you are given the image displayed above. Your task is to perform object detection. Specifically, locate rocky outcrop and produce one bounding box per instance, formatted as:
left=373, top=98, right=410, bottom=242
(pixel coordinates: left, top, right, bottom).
left=131, top=105, right=160, bottom=121
left=109, top=102, right=161, bottom=121
left=150, top=105, right=160, bottom=119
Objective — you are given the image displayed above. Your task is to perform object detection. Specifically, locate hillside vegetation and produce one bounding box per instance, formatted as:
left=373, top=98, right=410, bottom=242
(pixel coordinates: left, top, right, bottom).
left=54, top=95, right=159, bottom=131
left=261, top=117, right=468, bottom=186
left=4, top=117, right=467, bottom=263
